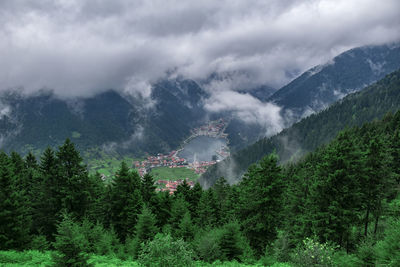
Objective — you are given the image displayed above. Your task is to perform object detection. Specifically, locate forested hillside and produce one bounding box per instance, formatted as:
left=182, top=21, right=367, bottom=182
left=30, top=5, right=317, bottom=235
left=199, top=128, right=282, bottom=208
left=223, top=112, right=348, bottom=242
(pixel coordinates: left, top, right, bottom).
left=1, top=109, right=399, bottom=265
left=0, top=78, right=208, bottom=156
left=269, top=43, right=400, bottom=120
left=201, top=69, right=400, bottom=187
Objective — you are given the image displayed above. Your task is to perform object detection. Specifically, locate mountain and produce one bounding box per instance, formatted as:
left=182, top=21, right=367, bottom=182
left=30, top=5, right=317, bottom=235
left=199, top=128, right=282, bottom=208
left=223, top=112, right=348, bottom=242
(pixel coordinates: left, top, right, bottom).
left=0, top=78, right=208, bottom=156
left=269, top=43, right=400, bottom=121
left=199, top=68, right=400, bottom=187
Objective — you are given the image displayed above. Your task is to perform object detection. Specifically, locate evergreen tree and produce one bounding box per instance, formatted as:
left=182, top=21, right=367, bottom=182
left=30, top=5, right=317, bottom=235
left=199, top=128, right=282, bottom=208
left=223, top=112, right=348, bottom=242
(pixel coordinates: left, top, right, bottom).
left=237, top=154, right=284, bottom=255
left=56, top=138, right=90, bottom=219
left=0, top=152, right=30, bottom=250
left=310, top=131, right=362, bottom=247
left=33, top=147, right=60, bottom=240
left=169, top=196, right=190, bottom=236
left=153, top=191, right=172, bottom=228
left=134, top=205, right=158, bottom=257
left=196, top=189, right=219, bottom=228
left=361, top=134, right=394, bottom=236
left=219, top=221, right=244, bottom=261
left=52, top=212, right=90, bottom=267
left=111, top=161, right=142, bottom=242
left=141, top=173, right=157, bottom=204
left=187, top=182, right=202, bottom=221
left=176, top=211, right=195, bottom=242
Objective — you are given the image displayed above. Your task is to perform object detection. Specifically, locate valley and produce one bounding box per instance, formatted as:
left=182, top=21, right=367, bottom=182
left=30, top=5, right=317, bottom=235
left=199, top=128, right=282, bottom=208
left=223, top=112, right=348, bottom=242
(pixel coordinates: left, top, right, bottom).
left=0, top=2, right=399, bottom=265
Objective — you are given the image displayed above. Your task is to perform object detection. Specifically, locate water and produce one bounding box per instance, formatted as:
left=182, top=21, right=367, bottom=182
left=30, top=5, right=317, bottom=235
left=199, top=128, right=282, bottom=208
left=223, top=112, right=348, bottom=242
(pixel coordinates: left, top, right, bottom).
left=178, top=136, right=227, bottom=163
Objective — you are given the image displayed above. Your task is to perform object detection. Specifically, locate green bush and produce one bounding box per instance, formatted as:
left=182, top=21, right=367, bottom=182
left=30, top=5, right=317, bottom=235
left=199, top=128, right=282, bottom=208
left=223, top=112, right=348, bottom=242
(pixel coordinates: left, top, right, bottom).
left=138, top=233, right=194, bottom=267
left=194, top=228, right=224, bottom=263
left=375, top=218, right=400, bottom=266
left=356, top=238, right=376, bottom=267
left=52, top=213, right=91, bottom=267
left=29, top=235, right=50, bottom=251
left=0, top=250, right=52, bottom=265
left=291, top=238, right=335, bottom=267
left=272, top=231, right=291, bottom=263
left=332, top=251, right=361, bottom=267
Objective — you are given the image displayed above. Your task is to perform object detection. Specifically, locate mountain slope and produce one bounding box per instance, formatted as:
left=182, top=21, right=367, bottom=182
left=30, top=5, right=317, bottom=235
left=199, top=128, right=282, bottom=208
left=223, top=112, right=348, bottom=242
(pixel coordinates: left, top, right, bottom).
left=269, top=43, right=400, bottom=120
left=0, top=79, right=208, bottom=156
left=200, top=69, right=400, bottom=187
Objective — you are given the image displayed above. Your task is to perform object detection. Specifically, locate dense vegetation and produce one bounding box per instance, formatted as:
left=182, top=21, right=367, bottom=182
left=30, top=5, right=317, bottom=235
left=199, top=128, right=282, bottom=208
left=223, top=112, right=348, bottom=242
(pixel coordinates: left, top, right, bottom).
left=1, top=108, right=399, bottom=265
left=0, top=78, right=208, bottom=157
left=269, top=43, right=400, bottom=118
left=202, top=68, right=400, bottom=187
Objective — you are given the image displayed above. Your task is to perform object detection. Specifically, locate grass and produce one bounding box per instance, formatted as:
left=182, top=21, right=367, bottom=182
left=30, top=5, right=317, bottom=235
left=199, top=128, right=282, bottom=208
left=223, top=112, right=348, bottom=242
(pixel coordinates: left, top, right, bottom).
left=0, top=251, right=292, bottom=266
left=86, top=153, right=144, bottom=178
left=150, top=166, right=200, bottom=181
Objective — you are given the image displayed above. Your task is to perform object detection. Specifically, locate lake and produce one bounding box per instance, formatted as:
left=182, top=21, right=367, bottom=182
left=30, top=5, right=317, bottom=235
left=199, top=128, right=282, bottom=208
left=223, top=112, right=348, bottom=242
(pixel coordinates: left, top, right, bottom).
left=178, top=136, right=227, bottom=163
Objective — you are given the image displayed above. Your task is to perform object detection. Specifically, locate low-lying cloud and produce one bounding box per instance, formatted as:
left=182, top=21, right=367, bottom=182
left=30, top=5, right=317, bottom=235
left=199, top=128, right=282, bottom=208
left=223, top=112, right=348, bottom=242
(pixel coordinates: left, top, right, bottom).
left=1, top=0, right=399, bottom=96
left=0, top=0, right=399, bottom=130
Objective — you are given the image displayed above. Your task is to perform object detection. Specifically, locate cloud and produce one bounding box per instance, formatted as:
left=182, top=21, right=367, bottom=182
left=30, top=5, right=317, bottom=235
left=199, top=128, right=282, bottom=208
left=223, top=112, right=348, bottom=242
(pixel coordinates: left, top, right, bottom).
left=204, top=89, right=284, bottom=136
left=0, top=0, right=399, bottom=102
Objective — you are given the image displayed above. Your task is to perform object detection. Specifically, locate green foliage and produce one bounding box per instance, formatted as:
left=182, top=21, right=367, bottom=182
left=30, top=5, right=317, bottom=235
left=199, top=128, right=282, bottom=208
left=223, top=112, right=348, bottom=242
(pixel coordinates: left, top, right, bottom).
left=291, top=238, right=336, bottom=267
left=110, top=161, right=143, bottom=242
left=133, top=205, right=158, bottom=258
left=194, top=228, right=223, bottom=263
left=272, top=231, right=292, bottom=263
left=0, top=152, right=31, bottom=250
left=355, top=239, right=376, bottom=267
left=375, top=219, right=400, bottom=266
left=80, top=219, right=120, bottom=256
left=138, top=233, right=194, bottom=267
left=0, top=250, right=52, bottom=266
left=29, top=235, right=50, bottom=252
left=150, top=166, right=200, bottom=181
left=176, top=211, right=195, bottom=242
left=52, top=212, right=91, bottom=267
left=332, top=251, right=361, bottom=267
left=237, top=154, right=284, bottom=255
left=203, top=69, right=400, bottom=186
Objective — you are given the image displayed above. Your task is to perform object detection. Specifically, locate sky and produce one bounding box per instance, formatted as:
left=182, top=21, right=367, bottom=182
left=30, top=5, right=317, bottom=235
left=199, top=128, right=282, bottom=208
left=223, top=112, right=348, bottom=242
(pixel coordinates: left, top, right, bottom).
left=0, top=0, right=399, bottom=99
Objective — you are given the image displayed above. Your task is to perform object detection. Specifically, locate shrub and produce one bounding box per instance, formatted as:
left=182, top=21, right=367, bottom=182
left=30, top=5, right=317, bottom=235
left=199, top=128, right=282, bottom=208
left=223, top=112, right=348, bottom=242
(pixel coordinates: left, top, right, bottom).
left=138, top=233, right=194, bottom=267
left=375, top=218, right=400, bottom=266
left=356, top=238, right=376, bottom=267
left=52, top=213, right=91, bottom=267
left=332, top=251, right=361, bottom=267
left=29, top=235, right=50, bottom=251
left=273, top=231, right=291, bottom=263
left=291, top=238, right=335, bottom=267
left=0, top=250, right=52, bottom=265
left=194, top=228, right=224, bottom=263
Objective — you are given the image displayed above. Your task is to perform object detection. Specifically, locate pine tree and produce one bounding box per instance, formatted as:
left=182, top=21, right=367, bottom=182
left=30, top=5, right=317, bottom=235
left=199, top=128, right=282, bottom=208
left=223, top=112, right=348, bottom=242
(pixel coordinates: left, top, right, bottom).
left=169, top=196, right=190, bottom=236
left=56, top=138, right=90, bottom=219
left=141, top=173, right=157, bottom=209
left=196, top=189, right=219, bottom=228
left=219, top=221, right=244, bottom=261
left=32, top=147, right=60, bottom=240
left=237, top=153, right=284, bottom=255
left=134, top=205, right=158, bottom=257
left=52, top=212, right=90, bottom=267
left=176, top=211, right=195, bottom=241
left=310, top=131, right=362, bottom=247
left=187, top=182, right=202, bottom=221
left=361, top=134, right=394, bottom=236
left=111, top=161, right=143, bottom=242
left=0, top=152, right=30, bottom=250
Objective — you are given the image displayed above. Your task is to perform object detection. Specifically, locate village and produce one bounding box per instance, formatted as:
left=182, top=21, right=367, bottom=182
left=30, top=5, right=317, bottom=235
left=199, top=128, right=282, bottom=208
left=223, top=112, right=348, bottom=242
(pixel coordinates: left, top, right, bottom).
left=132, top=118, right=230, bottom=194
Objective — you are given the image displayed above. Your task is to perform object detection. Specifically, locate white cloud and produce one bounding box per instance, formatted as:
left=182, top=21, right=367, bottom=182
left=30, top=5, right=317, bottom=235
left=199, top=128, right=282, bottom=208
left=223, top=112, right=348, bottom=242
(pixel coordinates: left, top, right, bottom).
left=0, top=0, right=398, bottom=103
left=204, top=90, right=284, bottom=136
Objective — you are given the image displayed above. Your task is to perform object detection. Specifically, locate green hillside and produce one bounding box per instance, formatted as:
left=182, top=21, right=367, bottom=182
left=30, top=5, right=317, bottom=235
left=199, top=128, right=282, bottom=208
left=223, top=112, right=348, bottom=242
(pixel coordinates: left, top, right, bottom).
left=200, top=68, right=400, bottom=187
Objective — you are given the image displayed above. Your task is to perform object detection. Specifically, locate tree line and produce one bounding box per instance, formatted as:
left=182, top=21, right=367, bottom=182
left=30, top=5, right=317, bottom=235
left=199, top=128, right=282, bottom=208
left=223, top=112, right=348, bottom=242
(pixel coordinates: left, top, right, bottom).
left=1, top=113, right=400, bottom=266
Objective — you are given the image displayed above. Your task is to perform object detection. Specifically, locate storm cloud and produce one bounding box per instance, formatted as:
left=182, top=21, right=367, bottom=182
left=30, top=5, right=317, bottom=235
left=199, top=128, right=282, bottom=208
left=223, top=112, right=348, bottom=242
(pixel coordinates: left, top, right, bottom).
left=0, top=0, right=399, bottom=100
